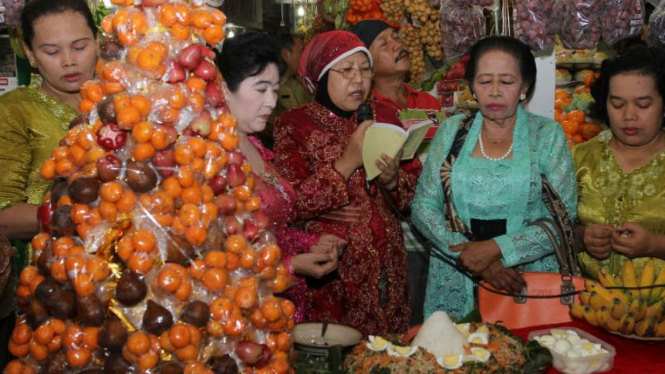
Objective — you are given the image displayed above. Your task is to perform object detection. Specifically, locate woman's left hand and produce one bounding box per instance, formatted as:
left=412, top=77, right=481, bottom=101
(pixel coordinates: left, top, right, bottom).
left=450, top=240, right=502, bottom=275
left=611, top=222, right=659, bottom=258
left=376, top=149, right=402, bottom=191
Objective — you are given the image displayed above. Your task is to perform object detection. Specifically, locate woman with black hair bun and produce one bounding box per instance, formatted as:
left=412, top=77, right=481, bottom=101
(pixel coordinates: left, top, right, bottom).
left=574, top=47, right=665, bottom=279
left=412, top=36, right=577, bottom=320
left=0, top=0, right=99, bottom=366
left=217, top=31, right=347, bottom=324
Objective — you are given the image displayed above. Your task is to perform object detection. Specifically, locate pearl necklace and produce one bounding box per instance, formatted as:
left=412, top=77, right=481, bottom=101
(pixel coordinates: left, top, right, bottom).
left=479, top=131, right=513, bottom=161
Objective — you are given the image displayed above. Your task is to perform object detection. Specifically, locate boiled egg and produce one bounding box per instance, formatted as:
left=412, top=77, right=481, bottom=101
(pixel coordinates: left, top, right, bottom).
left=552, top=338, right=573, bottom=354
left=366, top=335, right=390, bottom=352
left=475, top=325, right=490, bottom=335
left=386, top=344, right=417, bottom=358
left=534, top=335, right=556, bottom=348
left=467, top=331, right=489, bottom=345
left=466, top=347, right=491, bottom=363
left=437, top=353, right=464, bottom=370
left=455, top=323, right=470, bottom=337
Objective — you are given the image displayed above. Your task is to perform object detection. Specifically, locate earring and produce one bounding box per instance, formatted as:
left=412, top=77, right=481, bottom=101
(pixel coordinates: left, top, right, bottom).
left=472, top=92, right=477, bottom=99
left=520, top=93, right=526, bottom=101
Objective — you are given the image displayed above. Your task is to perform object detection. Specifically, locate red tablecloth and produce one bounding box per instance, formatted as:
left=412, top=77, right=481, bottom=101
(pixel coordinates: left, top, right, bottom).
left=512, top=320, right=665, bottom=373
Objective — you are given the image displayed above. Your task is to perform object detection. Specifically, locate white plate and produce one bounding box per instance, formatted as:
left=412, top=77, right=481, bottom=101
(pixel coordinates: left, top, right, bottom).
left=293, top=323, right=363, bottom=348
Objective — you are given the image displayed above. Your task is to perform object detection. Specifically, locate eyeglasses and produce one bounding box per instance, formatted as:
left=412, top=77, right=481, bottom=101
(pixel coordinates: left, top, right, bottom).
left=329, top=66, right=375, bottom=79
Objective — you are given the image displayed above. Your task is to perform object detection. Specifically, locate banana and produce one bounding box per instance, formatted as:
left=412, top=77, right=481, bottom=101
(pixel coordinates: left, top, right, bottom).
left=645, top=300, right=665, bottom=320
left=656, top=319, right=665, bottom=337
left=598, top=269, right=618, bottom=288
left=597, top=307, right=610, bottom=329
left=650, top=265, right=665, bottom=305
left=623, top=260, right=640, bottom=299
left=579, top=291, right=591, bottom=305
left=604, top=313, right=623, bottom=332
left=610, top=297, right=630, bottom=320
left=635, top=317, right=657, bottom=337
left=610, top=289, right=630, bottom=305
left=589, top=291, right=612, bottom=311
left=620, top=313, right=636, bottom=335
left=583, top=306, right=599, bottom=327
left=640, top=259, right=656, bottom=300
left=570, top=303, right=585, bottom=319
left=585, top=279, right=600, bottom=292
left=628, top=298, right=647, bottom=321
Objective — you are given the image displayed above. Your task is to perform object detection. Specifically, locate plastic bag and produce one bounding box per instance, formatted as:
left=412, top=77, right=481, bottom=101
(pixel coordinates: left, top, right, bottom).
left=650, top=0, right=665, bottom=48
left=448, top=0, right=495, bottom=7
left=440, top=1, right=486, bottom=59
left=602, top=0, right=644, bottom=45
left=513, top=0, right=564, bottom=51
left=558, top=0, right=603, bottom=49
left=7, top=1, right=295, bottom=372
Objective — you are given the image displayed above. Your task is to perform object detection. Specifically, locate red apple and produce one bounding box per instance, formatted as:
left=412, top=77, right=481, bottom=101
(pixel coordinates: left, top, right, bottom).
left=152, top=149, right=175, bottom=177
left=141, top=0, right=168, bottom=6
left=209, top=174, right=226, bottom=195
left=190, top=111, right=211, bottom=136
left=223, top=215, right=241, bottom=235
left=205, top=81, right=225, bottom=108
left=179, top=44, right=202, bottom=71
left=194, top=60, right=216, bottom=81
left=216, top=195, right=237, bottom=215
left=226, top=164, right=246, bottom=187
left=166, top=60, right=186, bottom=83
left=243, top=219, right=259, bottom=242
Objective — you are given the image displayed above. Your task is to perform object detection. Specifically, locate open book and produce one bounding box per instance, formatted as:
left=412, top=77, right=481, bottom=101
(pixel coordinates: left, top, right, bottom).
left=362, top=120, right=433, bottom=180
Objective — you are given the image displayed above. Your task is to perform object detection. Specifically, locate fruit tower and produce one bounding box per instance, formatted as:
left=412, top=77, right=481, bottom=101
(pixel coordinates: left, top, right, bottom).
left=5, top=1, right=294, bottom=373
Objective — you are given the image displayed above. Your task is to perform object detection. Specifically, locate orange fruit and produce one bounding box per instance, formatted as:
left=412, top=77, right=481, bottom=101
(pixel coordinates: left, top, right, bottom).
left=150, top=128, right=170, bottom=150
left=572, top=134, right=584, bottom=143
left=204, top=251, right=227, bottom=268
left=116, top=189, right=137, bottom=213
left=186, top=77, right=206, bottom=92
left=133, top=229, right=156, bottom=252
left=67, top=348, right=91, bottom=368
left=174, top=5, right=191, bottom=25
left=224, top=234, right=247, bottom=254
left=203, top=26, right=224, bottom=45
left=131, top=95, right=152, bottom=117
left=184, top=225, right=207, bottom=246
left=234, top=286, right=257, bottom=310
left=581, top=123, right=602, bottom=140
left=133, top=143, right=156, bottom=161
left=171, top=24, right=190, bottom=40
left=158, top=4, right=177, bottom=27
left=117, top=106, right=141, bottom=129
left=100, top=181, right=124, bottom=202
left=169, top=324, right=191, bottom=349
left=127, top=332, right=151, bottom=356
left=158, top=267, right=182, bottom=293
left=561, top=120, right=580, bottom=135
left=137, top=49, right=163, bottom=72
left=202, top=268, right=227, bottom=292
left=566, top=109, right=585, bottom=124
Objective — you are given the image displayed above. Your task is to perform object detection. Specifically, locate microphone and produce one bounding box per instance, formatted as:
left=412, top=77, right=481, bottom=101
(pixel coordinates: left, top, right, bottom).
left=356, top=104, right=377, bottom=196
left=356, top=103, right=373, bottom=124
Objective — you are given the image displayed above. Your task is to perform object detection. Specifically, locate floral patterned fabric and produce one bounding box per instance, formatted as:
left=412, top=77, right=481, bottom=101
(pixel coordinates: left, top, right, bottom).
left=412, top=107, right=577, bottom=320
left=248, top=137, right=319, bottom=324
left=273, top=100, right=421, bottom=336
left=574, top=130, right=665, bottom=279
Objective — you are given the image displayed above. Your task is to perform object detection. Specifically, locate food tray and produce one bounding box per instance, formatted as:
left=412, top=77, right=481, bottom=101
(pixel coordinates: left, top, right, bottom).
left=529, top=327, right=615, bottom=374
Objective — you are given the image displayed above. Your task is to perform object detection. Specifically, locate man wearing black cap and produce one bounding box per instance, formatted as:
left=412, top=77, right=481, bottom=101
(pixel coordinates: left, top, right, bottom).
left=351, top=19, right=440, bottom=111
left=352, top=19, right=439, bottom=325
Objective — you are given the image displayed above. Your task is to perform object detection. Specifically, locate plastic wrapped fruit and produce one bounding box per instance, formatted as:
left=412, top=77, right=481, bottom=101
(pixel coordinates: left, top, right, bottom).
left=5, top=1, right=295, bottom=373
left=602, top=0, right=644, bottom=45
left=650, top=2, right=665, bottom=49
left=449, top=0, right=495, bottom=6
left=440, top=1, right=486, bottom=58
left=513, top=0, right=564, bottom=51
left=558, top=0, right=603, bottom=49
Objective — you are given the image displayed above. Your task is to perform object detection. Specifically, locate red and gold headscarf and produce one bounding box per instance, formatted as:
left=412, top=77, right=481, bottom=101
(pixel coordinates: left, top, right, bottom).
left=299, top=30, right=372, bottom=95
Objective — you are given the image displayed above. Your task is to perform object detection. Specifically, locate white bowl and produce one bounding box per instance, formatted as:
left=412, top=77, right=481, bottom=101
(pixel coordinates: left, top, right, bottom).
left=293, top=323, right=363, bottom=350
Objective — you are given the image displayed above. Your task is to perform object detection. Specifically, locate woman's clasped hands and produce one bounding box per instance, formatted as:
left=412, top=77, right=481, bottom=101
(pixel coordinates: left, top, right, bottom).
left=290, top=234, right=346, bottom=279
left=584, top=223, right=661, bottom=259
left=450, top=240, right=525, bottom=294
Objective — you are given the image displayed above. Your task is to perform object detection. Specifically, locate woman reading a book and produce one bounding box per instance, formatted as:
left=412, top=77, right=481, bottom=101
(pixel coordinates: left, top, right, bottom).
left=412, top=36, right=577, bottom=320
left=272, top=30, right=421, bottom=335
left=217, top=31, right=347, bottom=324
